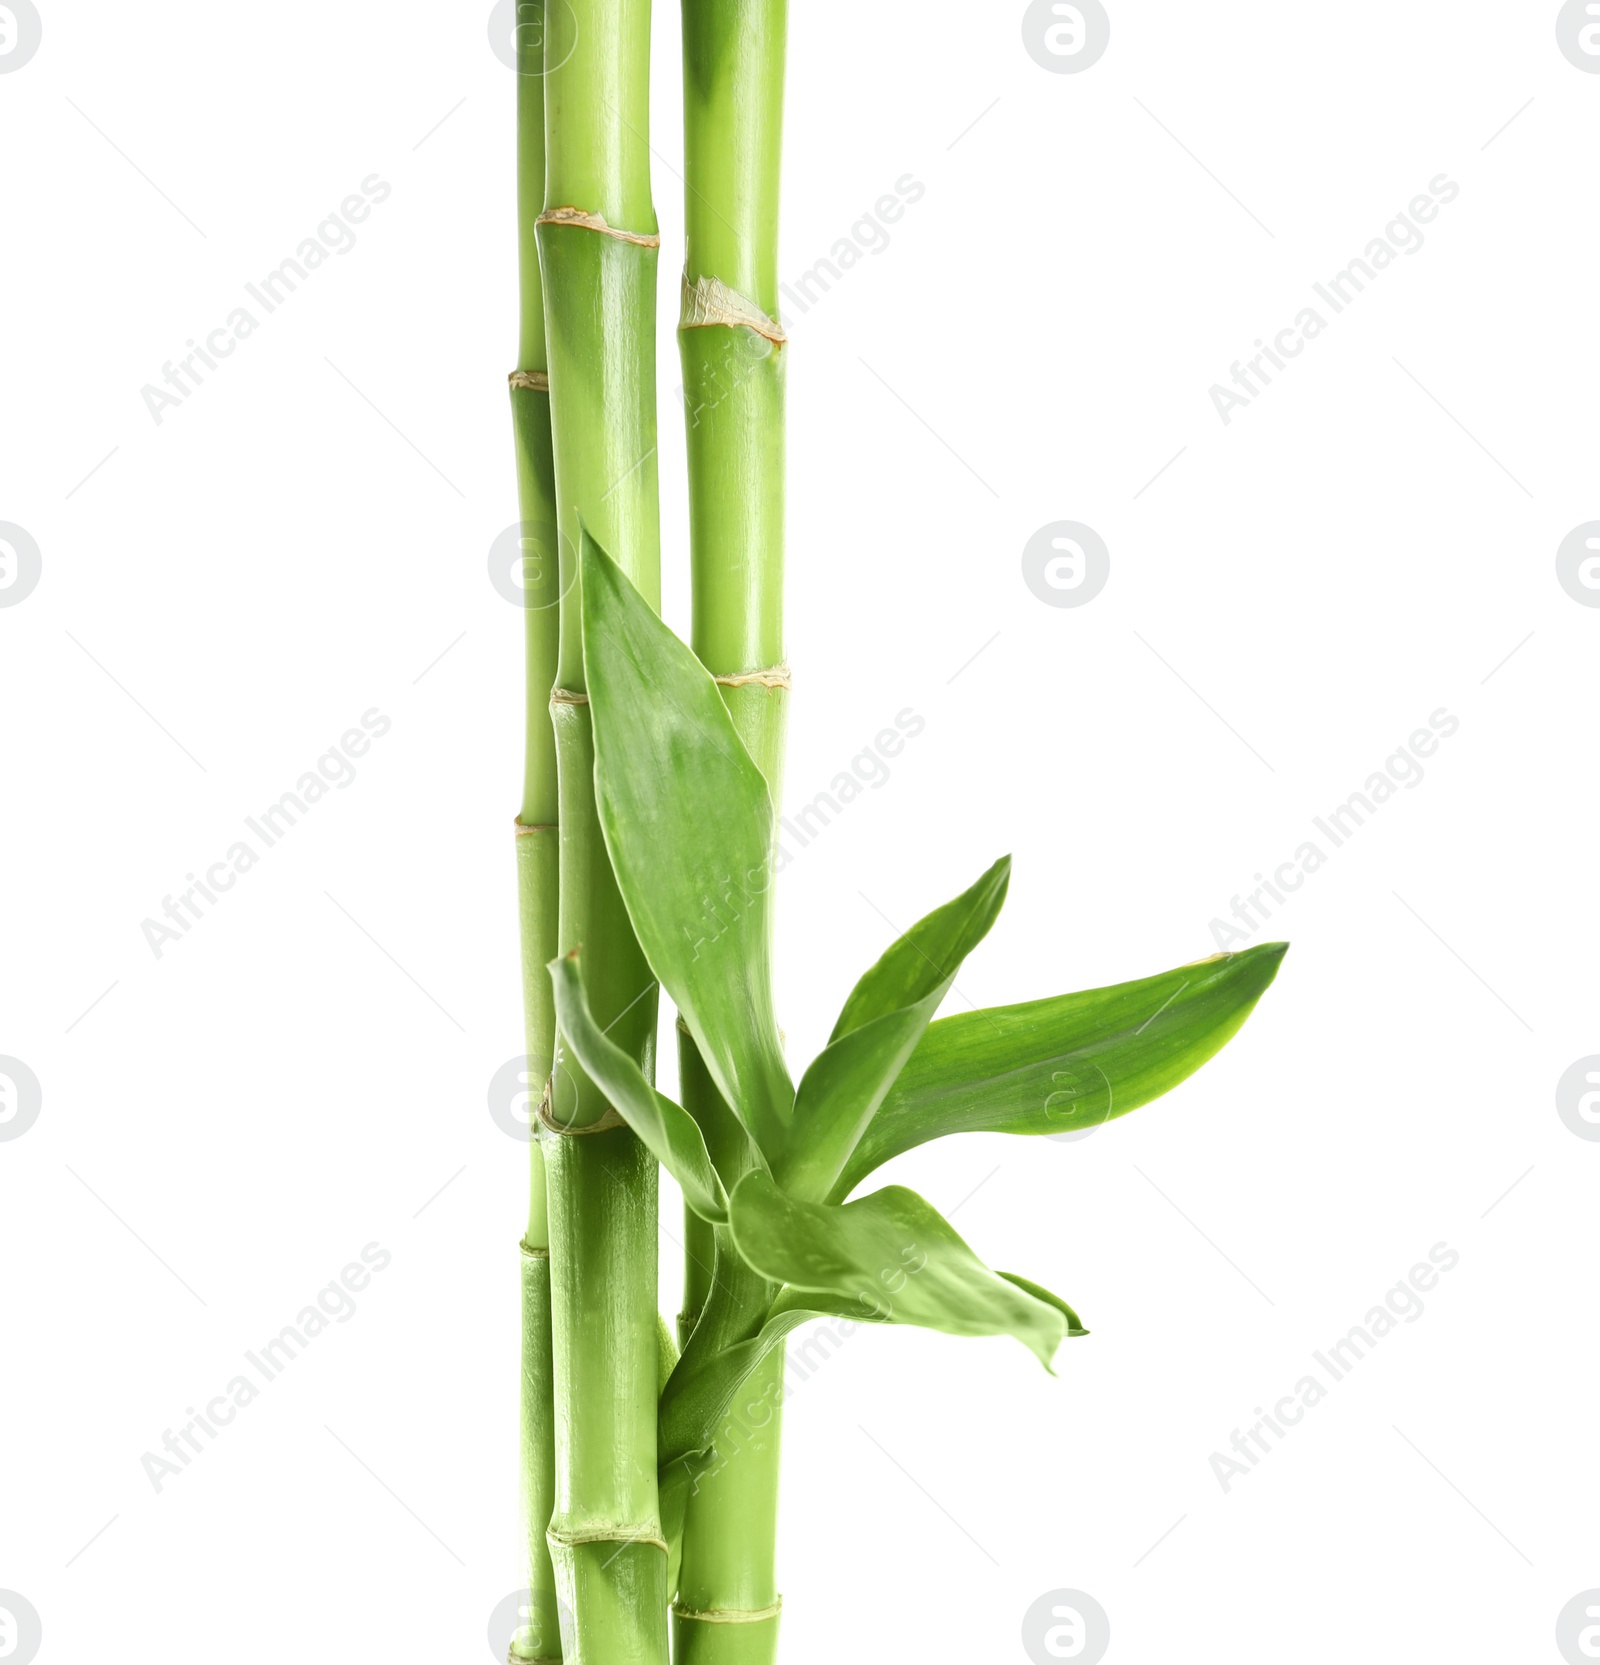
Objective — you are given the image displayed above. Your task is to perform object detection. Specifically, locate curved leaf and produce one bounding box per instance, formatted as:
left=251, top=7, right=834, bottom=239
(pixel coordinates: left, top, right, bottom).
left=729, top=1171, right=1071, bottom=1369
left=780, top=858, right=1011, bottom=1200
left=830, top=856, right=1010, bottom=1039
left=658, top=1299, right=822, bottom=1583
left=657, top=1269, right=1087, bottom=1556
left=579, top=535, right=793, bottom=1153
left=999, top=1271, right=1088, bottom=1337
left=549, top=951, right=731, bottom=1224
left=834, top=942, right=1288, bottom=1198
left=659, top=1304, right=816, bottom=1471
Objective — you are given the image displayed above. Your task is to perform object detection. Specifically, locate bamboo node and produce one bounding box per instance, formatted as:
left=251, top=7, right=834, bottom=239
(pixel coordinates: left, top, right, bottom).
left=680, top=274, right=787, bottom=345
left=550, top=687, right=590, bottom=707
left=548, top=1523, right=669, bottom=1555
left=714, top=665, right=791, bottom=691
left=507, top=369, right=550, bottom=391
left=673, top=1599, right=783, bottom=1625
left=537, top=205, right=662, bottom=248
left=514, top=818, right=557, bottom=836
left=537, top=1083, right=627, bottom=1138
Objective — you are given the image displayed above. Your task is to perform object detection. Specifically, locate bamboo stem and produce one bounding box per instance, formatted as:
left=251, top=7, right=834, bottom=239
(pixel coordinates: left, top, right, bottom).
left=675, top=4, right=790, bottom=1661
left=540, top=0, right=668, bottom=1658
left=512, top=12, right=563, bottom=1658
left=672, top=1036, right=783, bottom=1665
left=546, top=1130, right=666, bottom=1662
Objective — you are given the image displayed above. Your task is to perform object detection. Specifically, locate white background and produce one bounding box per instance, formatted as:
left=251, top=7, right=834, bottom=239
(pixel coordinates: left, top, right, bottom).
left=3, top=3, right=1597, bottom=1661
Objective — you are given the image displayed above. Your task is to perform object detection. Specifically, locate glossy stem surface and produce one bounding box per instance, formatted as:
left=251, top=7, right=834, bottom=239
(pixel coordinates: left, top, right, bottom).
left=676, top=5, right=789, bottom=1661
left=673, top=1036, right=783, bottom=1665
left=512, top=14, right=562, bottom=1657
left=541, top=0, right=667, bottom=1658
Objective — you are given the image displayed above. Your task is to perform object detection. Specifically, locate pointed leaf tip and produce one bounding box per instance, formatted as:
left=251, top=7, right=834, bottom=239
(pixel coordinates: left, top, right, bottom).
left=727, top=1173, right=1071, bottom=1368
left=834, top=938, right=1290, bottom=1196
left=781, top=856, right=1017, bottom=1200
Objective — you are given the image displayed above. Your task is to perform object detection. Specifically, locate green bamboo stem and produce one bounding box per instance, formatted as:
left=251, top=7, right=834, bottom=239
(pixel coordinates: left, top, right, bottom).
left=672, top=1037, right=783, bottom=1665
left=681, top=0, right=788, bottom=780
left=540, top=1, right=668, bottom=1658
left=512, top=14, right=562, bottom=1660
left=675, top=4, right=789, bottom=1661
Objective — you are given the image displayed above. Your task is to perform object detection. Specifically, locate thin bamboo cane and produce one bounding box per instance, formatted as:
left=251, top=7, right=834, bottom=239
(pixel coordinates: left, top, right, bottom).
left=539, top=0, right=669, bottom=1658
left=511, top=14, right=562, bottom=1660
left=674, top=4, right=790, bottom=1661
left=672, top=1040, right=783, bottom=1665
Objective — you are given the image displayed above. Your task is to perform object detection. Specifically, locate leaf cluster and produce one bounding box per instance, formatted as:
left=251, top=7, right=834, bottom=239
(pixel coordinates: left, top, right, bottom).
left=554, top=538, right=1287, bottom=1557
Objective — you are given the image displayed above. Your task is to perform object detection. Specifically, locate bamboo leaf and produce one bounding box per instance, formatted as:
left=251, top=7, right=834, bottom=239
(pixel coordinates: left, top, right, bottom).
left=659, top=1306, right=813, bottom=1471
left=729, top=1171, right=1072, bottom=1368
left=549, top=951, right=731, bottom=1224
left=658, top=1193, right=1087, bottom=1480
left=658, top=1270, right=1084, bottom=1519
left=579, top=534, right=794, bottom=1153
left=830, top=856, right=1010, bottom=1040
left=658, top=1299, right=817, bottom=1582
left=998, top=1271, right=1088, bottom=1337
left=833, top=942, right=1289, bottom=1199
left=779, top=858, right=1010, bottom=1200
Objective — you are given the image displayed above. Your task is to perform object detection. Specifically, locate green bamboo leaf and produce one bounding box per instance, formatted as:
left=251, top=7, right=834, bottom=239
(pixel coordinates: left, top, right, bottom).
left=549, top=951, right=732, bottom=1224
left=779, top=858, right=1010, bottom=1200
left=659, top=1306, right=813, bottom=1471
left=830, top=856, right=1010, bottom=1040
left=833, top=941, right=1289, bottom=1199
left=659, top=1280, right=937, bottom=1479
left=998, top=1271, right=1088, bottom=1337
left=658, top=1300, right=818, bottom=1584
left=729, top=1170, right=1071, bottom=1368
left=658, top=1273, right=1086, bottom=1528
left=579, top=534, right=794, bottom=1153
